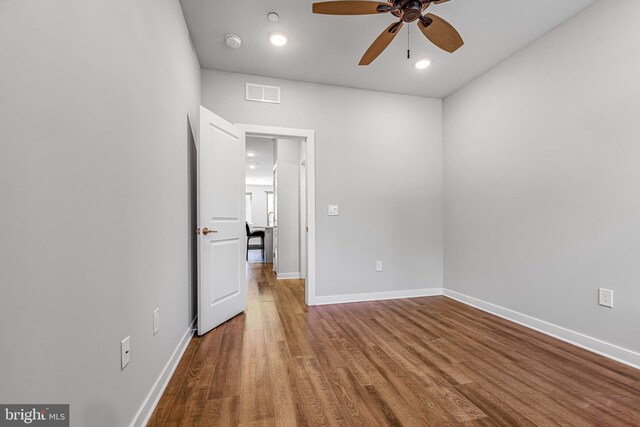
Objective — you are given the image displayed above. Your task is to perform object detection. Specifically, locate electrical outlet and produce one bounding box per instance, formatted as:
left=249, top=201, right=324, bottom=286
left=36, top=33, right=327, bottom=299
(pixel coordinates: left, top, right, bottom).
left=121, top=336, right=131, bottom=369
left=153, top=308, right=160, bottom=335
left=599, top=288, right=613, bottom=308
left=376, top=261, right=383, bottom=272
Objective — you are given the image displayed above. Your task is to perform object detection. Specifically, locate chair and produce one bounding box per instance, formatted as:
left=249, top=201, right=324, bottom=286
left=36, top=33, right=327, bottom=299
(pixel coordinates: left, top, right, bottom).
left=246, top=222, right=265, bottom=261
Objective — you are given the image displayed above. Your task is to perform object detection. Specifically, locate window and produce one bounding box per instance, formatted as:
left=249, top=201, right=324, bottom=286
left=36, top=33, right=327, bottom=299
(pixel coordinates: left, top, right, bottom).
left=266, top=191, right=274, bottom=226
left=245, top=193, right=252, bottom=224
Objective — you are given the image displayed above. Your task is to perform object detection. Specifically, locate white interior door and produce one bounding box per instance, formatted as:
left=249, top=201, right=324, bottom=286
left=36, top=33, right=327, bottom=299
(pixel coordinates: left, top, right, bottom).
left=197, top=106, right=246, bottom=336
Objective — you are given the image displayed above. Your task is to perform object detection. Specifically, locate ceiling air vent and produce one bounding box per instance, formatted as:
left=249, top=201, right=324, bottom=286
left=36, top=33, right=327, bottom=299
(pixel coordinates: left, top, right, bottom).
left=246, top=83, right=281, bottom=104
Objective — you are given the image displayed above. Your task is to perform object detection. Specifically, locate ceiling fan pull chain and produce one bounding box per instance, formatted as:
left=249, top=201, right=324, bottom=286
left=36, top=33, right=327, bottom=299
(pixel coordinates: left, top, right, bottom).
left=407, top=24, right=411, bottom=59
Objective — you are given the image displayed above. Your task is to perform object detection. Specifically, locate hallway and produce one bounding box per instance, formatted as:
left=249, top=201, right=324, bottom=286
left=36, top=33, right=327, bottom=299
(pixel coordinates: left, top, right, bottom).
left=148, top=263, right=640, bottom=426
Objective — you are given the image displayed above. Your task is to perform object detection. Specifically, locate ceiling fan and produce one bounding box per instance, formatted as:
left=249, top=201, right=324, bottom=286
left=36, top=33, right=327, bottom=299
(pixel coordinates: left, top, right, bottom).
left=312, top=0, right=463, bottom=65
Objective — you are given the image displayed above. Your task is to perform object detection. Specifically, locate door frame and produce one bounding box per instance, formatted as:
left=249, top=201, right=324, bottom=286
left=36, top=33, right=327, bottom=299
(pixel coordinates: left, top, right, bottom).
left=299, top=147, right=307, bottom=281
left=237, top=124, right=317, bottom=306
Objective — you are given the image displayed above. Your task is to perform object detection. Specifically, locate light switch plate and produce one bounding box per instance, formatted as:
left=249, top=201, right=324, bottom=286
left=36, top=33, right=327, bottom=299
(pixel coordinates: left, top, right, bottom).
left=121, top=336, right=131, bottom=369
left=328, top=205, right=339, bottom=216
left=153, top=308, right=160, bottom=335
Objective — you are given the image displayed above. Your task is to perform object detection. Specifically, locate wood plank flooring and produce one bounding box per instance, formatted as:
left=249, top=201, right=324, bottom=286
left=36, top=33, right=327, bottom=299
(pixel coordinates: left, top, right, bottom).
left=148, top=262, right=640, bottom=426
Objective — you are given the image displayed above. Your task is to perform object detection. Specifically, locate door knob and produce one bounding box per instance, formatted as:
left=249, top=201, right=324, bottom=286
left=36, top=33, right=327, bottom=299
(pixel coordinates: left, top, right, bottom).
left=202, top=227, right=218, bottom=235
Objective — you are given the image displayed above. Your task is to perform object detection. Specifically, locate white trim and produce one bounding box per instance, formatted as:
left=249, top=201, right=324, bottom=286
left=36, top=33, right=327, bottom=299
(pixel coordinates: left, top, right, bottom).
left=443, top=289, right=640, bottom=371
left=277, top=272, right=301, bottom=280
left=237, top=124, right=317, bottom=306
left=315, top=288, right=443, bottom=306
left=129, top=318, right=197, bottom=427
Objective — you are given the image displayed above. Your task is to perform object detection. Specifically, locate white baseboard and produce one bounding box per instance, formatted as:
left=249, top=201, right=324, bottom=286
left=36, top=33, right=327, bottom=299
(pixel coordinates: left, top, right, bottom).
left=443, top=289, right=640, bottom=371
left=314, top=288, right=443, bottom=306
left=130, top=317, right=197, bottom=427
left=277, top=272, right=301, bottom=280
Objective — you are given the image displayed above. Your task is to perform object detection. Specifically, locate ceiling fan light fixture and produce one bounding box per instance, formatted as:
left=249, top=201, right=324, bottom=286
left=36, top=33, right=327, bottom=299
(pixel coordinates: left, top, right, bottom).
left=414, top=58, right=432, bottom=70
left=268, top=32, right=288, bottom=47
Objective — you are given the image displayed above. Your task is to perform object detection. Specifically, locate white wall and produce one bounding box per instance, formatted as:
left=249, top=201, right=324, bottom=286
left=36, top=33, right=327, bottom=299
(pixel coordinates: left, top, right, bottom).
left=275, top=139, right=301, bottom=277
left=0, top=1, right=201, bottom=425
left=246, top=184, right=273, bottom=227
left=444, top=0, right=640, bottom=355
left=202, top=69, right=443, bottom=298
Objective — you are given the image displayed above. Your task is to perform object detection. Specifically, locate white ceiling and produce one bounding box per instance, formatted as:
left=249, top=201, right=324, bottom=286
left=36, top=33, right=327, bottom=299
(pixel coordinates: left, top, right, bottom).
left=246, top=137, right=274, bottom=186
left=181, top=0, right=595, bottom=98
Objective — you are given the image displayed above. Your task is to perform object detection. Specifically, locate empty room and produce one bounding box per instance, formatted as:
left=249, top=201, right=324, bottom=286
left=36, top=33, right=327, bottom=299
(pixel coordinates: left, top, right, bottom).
left=1, top=0, right=639, bottom=426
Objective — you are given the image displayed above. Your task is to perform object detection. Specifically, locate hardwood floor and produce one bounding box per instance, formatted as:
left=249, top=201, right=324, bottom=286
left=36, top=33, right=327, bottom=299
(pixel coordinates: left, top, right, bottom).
left=148, top=262, right=640, bottom=426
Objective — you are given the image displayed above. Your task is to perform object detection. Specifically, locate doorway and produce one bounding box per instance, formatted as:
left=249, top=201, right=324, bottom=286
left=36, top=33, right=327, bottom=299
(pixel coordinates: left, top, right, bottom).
left=196, top=108, right=317, bottom=338
left=245, top=136, right=275, bottom=264
left=239, top=124, right=316, bottom=307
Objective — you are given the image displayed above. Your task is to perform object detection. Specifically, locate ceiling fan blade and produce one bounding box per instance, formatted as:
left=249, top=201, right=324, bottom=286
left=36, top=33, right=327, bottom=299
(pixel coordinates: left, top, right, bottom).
left=418, top=13, right=464, bottom=53
left=312, top=1, right=392, bottom=15
left=359, top=21, right=403, bottom=66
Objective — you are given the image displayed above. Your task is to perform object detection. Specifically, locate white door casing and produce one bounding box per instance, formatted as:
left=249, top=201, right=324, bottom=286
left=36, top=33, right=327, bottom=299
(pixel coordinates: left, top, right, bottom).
left=197, top=106, right=246, bottom=335
left=299, top=158, right=307, bottom=280
left=237, top=124, right=316, bottom=306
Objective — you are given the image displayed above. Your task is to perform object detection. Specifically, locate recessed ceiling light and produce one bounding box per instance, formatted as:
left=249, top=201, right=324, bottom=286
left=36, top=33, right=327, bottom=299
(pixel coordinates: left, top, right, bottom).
left=249, top=165, right=256, bottom=169
left=268, top=32, right=288, bottom=47
left=414, top=58, right=432, bottom=70
left=247, top=152, right=255, bottom=158
left=225, top=34, right=242, bottom=49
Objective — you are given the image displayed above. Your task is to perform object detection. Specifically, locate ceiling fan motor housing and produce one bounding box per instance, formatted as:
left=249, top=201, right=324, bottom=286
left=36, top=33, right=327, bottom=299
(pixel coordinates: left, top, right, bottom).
left=393, top=0, right=424, bottom=22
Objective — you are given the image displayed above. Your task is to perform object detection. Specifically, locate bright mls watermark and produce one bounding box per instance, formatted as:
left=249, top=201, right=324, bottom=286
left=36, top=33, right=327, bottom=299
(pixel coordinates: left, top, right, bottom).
left=0, top=405, right=68, bottom=426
